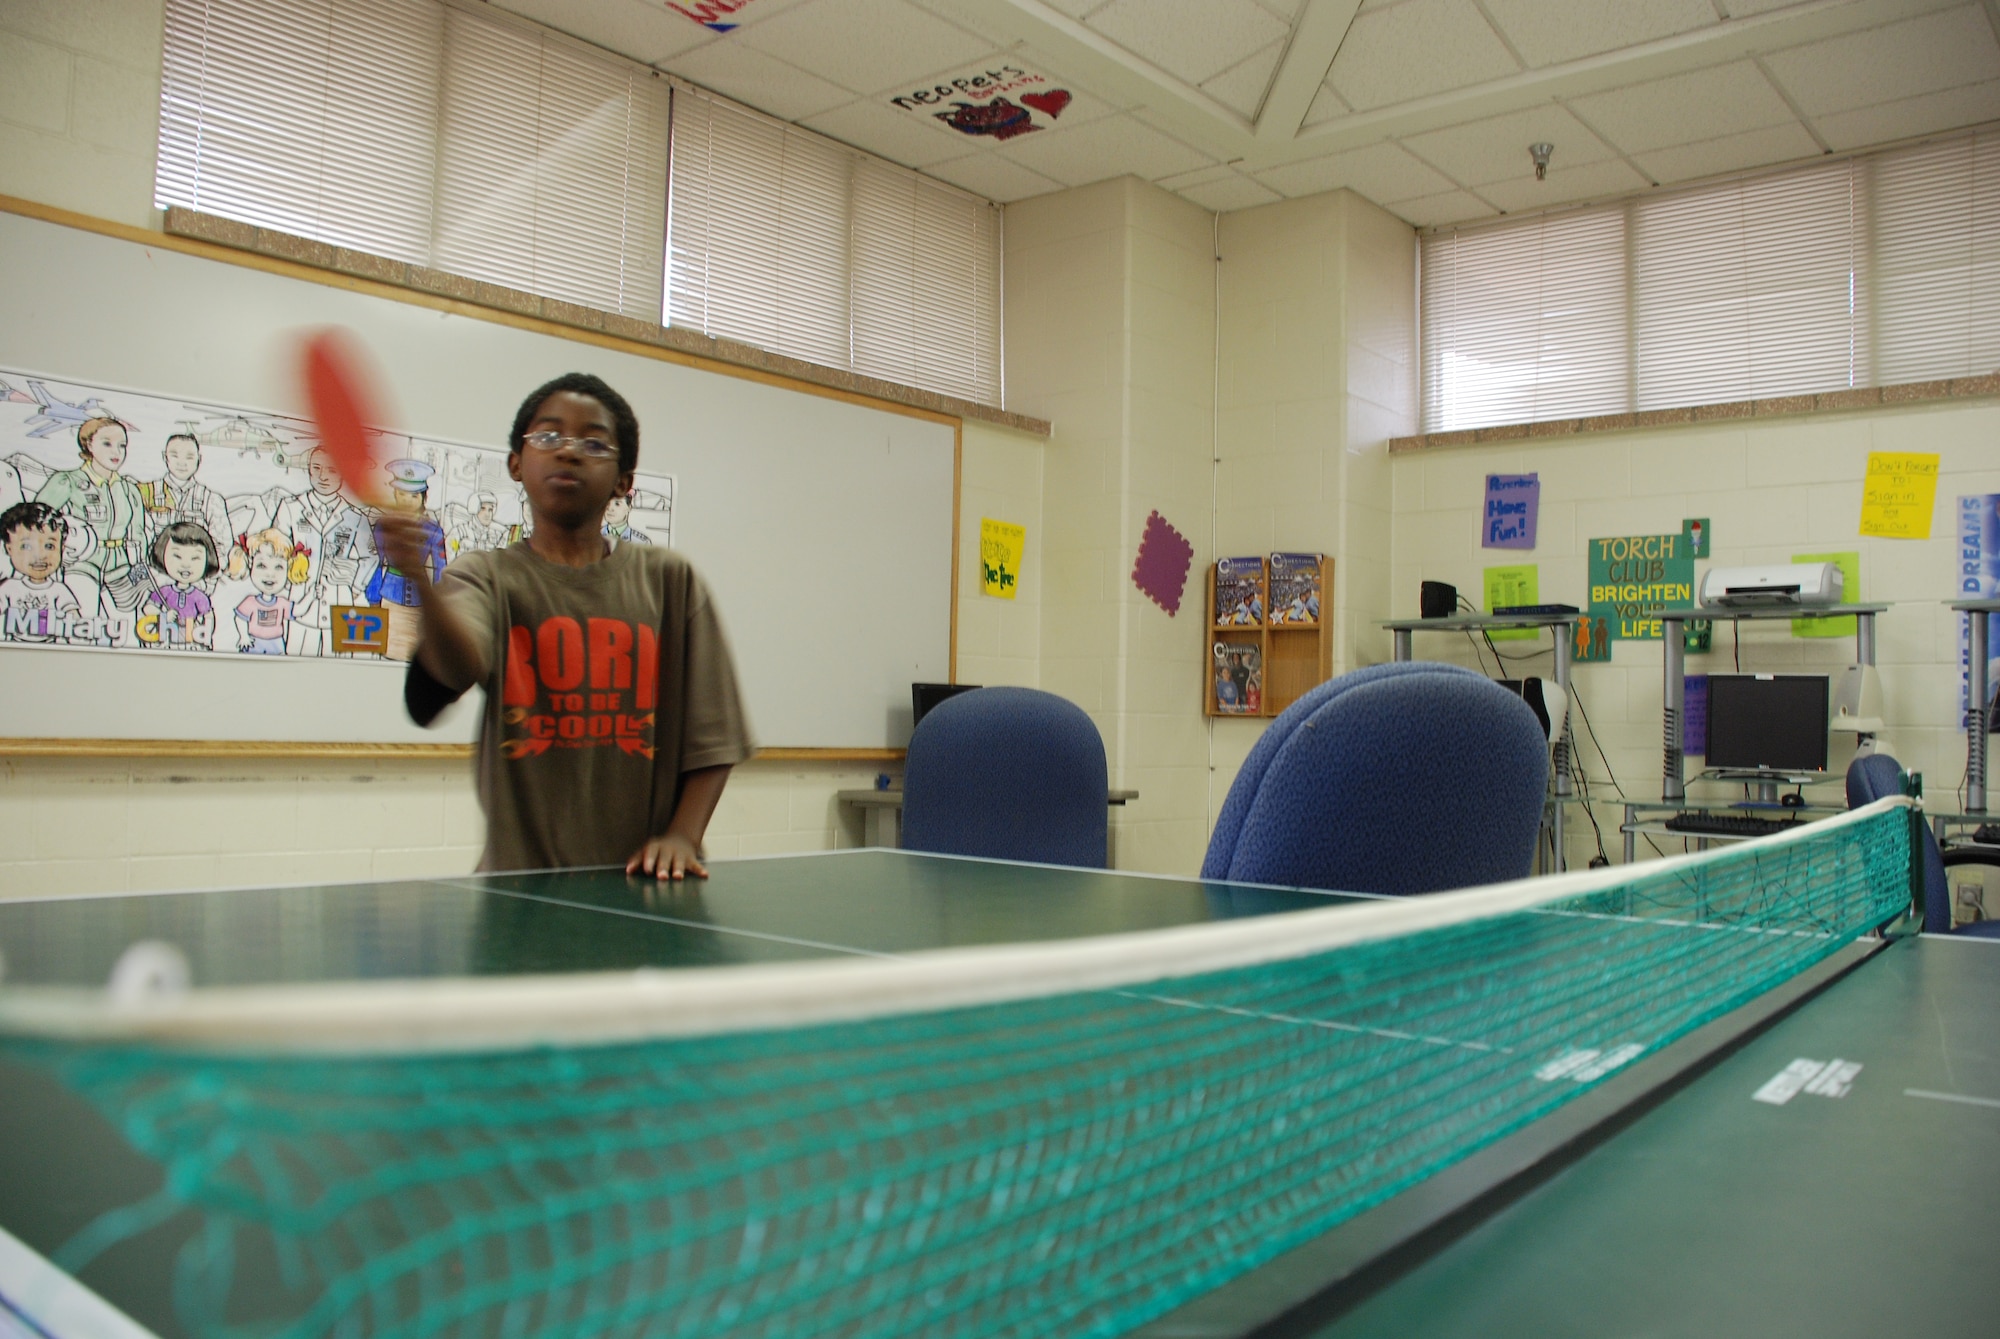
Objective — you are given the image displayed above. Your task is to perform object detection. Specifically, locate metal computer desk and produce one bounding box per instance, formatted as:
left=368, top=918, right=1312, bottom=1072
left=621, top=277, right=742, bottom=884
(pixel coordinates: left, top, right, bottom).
left=1655, top=603, right=1890, bottom=803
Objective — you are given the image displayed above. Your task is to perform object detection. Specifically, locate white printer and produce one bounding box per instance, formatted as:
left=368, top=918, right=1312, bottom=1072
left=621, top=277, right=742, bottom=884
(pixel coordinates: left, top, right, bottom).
left=1698, top=562, right=1844, bottom=608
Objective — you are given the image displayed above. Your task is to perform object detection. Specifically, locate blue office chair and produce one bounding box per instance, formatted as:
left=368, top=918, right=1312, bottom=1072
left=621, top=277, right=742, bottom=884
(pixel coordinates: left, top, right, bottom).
left=901, top=686, right=1109, bottom=868
left=1203, top=661, right=1483, bottom=880
left=1203, top=662, right=1549, bottom=896
left=1845, top=753, right=2000, bottom=937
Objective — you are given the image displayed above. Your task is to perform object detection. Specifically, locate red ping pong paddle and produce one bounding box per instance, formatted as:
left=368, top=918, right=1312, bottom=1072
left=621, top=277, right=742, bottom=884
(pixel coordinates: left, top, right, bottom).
left=301, top=329, right=387, bottom=507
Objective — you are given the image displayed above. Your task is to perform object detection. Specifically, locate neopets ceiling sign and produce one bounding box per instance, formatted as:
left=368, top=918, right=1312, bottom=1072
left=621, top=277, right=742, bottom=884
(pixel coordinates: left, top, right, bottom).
left=889, top=61, right=1074, bottom=142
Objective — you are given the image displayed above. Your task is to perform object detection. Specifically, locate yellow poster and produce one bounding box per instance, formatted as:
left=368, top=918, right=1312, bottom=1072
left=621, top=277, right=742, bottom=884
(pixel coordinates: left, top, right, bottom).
left=980, top=517, right=1025, bottom=599
left=1858, top=452, right=1940, bottom=539
left=1791, top=552, right=1860, bottom=638
left=1483, top=563, right=1538, bottom=641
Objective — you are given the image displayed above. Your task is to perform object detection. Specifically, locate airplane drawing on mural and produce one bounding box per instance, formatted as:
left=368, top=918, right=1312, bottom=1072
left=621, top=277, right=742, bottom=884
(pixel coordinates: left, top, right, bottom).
left=0, top=367, right=675, bottom=660
left=0, top=376, right=127, bottom=440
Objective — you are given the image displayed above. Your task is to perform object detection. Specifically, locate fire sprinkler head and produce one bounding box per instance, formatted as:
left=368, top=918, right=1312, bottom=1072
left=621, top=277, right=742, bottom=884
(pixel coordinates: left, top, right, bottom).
left=1530, top=142, right=1554, bottom=181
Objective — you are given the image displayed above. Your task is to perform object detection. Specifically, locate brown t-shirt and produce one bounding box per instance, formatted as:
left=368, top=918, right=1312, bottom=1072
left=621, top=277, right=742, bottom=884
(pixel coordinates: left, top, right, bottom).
left=425, top=541, right=754, bottom=871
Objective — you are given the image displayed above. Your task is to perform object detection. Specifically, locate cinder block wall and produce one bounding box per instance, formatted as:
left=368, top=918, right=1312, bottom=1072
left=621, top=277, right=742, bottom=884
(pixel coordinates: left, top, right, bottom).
left=1389, top=400, right=2000, bottom=865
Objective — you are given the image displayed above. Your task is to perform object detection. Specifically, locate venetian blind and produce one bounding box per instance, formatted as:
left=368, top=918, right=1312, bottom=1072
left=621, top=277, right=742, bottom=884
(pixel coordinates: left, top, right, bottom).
left=1872, top=131, right=2000, bottom=385
left=666, top=90, right=852, bottom=373
left=850, top=159, right=1003, bottom=404
left=668, top=88, right=1004, bottom=406
left=1633, top=160, right=1862, bottom=409
left=156, top=0, right=668, bottom=321
left=1421, top=206, right=1628, bottom=433
left=1420, top=128, right=2000, bottom=433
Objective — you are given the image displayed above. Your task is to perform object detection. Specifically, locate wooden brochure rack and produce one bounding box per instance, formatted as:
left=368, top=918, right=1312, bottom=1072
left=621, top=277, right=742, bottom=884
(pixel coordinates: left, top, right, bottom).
left=1204, top=556, right=1334, bottom=718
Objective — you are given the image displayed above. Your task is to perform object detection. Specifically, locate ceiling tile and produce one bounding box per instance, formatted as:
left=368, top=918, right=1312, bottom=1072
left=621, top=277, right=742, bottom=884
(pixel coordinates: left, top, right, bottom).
left=923, top=151, right=1066, bottom=203
left=1475, top=156, right=1647, bottom=212
left=1385, top=189, right=1499, bottom=228
left=490, top=0, right=721, bottom=64
left=1154, top=163, right=1242, bottom=190
left=664, top=40, right=855, bottom=121
left=1010, top=40, right=1143, bottom=111
left=1175, top=171, right=1285, bottom=212
left=1762, top=5, right=2000, bottom=117
left=1629, top=121, right=1822, bottom=185
left=997, top=111, right=1216, bottom=185
left=1085, top=0, right=1291, bottom=85
left=1814, top=78, right=2000, bottom=151
left=1200, top=38, right=1286, bottom=119
left=1400, top=104, right=1616, bottom=187
left=1480, top=0, right=1718, bottom=69
left=1255, top=142, right=1457, bottom=201
left=1328, top=0, right=1521, bottom=111
left=1717, top=0, right=1807, bottom=14
left=1302, top=81, right=1352, bottom=127
left=1566, top=60, right=1794, bottom=154
left=802, top=97, right=974, bottom=167
left=738, top=0, right=994, bottom=95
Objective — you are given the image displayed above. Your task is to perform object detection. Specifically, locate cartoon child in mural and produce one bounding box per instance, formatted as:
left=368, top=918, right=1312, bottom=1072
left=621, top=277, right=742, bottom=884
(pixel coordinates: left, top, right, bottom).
left=232, top=528, right=307, bottom=654
left=143, top=521, right=219, bottom=650
left=366, top=459, right=445, bottom=661
left=0, top=501, right=84, bottom=644
left=35, top=416, right=149, bottom=633
left=602, top=489, right=652, bottom=546
left=449, top=490, right=509, bottom=556
left=139, top=432, right=232, bottom=562
left=271, top=445, right=370, bottom=656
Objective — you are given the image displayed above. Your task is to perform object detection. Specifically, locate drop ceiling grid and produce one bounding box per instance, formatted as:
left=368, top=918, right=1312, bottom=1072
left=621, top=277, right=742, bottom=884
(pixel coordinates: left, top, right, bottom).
left=485, top=0, right=2000, bottom=229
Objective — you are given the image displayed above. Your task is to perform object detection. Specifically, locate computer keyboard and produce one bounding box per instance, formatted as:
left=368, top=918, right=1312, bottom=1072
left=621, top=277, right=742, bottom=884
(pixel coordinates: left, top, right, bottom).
left=1662, top=812, right=1801, bottom=838
left=1973, top=823, right=2000, bottom=846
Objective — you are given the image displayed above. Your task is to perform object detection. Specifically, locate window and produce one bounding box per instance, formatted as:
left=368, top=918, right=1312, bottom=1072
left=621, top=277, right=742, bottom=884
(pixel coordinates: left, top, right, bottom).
left=1420, top=129, right=2000, bottom=433
left=159, top=0, right=670, bottom=322
left=1872, top=134, right=2000, bottom=385
left=1633, top=161, right=1862, bottom=409
left=665, top=89, right=853, bottom=373
left=667, top=87, right=1003, bottom=406
left=1421, top=206, right=1627, bottom=430
left=158, top=1, right=1006, bottom=407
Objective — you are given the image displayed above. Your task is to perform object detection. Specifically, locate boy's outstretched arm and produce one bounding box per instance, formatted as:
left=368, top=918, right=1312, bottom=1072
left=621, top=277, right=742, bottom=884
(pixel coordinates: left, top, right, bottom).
left=375, top=511, right=486, bottom=689
left=628, top=765, right=733, bottom=880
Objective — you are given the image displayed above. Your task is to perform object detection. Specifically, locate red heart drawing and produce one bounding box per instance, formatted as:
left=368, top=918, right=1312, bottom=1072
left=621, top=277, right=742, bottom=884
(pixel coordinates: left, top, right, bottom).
left=1022, top=89, right=1071, bottom=119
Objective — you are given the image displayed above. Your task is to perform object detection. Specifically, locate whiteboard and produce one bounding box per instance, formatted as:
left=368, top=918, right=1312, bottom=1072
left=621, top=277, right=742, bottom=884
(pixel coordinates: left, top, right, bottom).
left=0, top=211, right=956, bottom=748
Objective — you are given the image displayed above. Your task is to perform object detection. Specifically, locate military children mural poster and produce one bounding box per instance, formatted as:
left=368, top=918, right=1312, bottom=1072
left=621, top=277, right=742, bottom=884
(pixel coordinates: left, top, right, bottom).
left=0, top=367, right=675, bottom=660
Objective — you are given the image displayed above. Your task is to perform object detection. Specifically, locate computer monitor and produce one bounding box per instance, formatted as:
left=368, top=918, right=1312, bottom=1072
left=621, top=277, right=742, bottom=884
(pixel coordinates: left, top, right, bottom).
left=912, top=682, right=980, bottom=728
left=1704, top=674, right=1829, bottom=773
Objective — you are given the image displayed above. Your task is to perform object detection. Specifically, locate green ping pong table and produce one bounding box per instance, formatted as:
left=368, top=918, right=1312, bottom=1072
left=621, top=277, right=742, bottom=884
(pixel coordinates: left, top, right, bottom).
left=0, top=848, right=1992, bottom=1338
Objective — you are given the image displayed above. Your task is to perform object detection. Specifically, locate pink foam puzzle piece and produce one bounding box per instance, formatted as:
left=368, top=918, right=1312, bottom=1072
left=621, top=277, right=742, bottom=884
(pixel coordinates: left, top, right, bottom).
left=1131, top=510, right=1194, bottom=615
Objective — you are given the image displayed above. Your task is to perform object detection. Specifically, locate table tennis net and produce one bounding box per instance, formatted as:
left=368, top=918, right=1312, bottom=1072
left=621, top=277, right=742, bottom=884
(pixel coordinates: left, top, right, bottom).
left=4, top=800, right=1913, bottom=1339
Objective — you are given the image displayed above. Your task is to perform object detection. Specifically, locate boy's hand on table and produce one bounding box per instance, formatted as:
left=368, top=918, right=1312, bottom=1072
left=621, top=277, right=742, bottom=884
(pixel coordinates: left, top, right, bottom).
left=628, top=833, right=709, bottom=881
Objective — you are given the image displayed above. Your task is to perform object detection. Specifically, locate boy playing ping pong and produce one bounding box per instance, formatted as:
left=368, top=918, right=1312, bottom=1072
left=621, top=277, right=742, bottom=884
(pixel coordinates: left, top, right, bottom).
left=378, top=373, right=753, bottom=878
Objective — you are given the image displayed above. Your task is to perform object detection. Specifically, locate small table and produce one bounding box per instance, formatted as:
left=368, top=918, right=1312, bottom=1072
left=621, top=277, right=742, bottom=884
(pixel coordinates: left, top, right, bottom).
left=1381, top=612, right=1583, bottom=870
left=834, top=787, right=1140, bottom=851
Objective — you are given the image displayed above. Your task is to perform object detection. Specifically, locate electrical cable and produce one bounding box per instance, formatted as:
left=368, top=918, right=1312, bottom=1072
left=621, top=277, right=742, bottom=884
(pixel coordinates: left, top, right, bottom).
left=1568, top=677, right=1669, bottom=860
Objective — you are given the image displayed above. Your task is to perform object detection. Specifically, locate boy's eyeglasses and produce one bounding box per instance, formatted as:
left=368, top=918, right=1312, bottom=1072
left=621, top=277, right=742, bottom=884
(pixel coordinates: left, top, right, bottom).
left=521, top=431, right=619, bottom=460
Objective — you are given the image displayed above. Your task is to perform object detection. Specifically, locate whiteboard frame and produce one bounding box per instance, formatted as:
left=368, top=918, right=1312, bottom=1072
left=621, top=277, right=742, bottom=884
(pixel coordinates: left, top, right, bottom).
left=0, top=196, right=964, bottom=759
